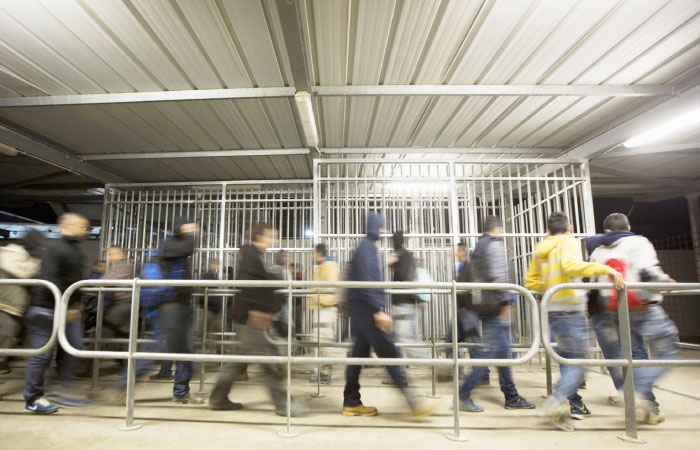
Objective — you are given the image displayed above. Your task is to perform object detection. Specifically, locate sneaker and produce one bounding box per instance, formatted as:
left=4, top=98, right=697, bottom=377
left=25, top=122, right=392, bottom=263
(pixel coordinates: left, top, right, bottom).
left=173, top=393, right=205, bottom=405
left=459, top=398, right=484, bottom=412
left=548, top=402, right=575, bottom=432
left=309, top=373, right=332, bottom=385
left=644, top=409, right=666, bottom=425
left=210, top=399, right=244, bottom=411
left=411, top=398, right=443, bottom=419
left=607, top=390, right=623, bottom=406
left=275, top=399, right=308, bottom=417
left=570, top=402, right=591, bottom=420
left=149, top=372, right=174, bottom=380
left=505, top=396, right=535, bottom=410
left=342, top=404, right=379, bottom=417
left=25, top=398, right=58, bottom=414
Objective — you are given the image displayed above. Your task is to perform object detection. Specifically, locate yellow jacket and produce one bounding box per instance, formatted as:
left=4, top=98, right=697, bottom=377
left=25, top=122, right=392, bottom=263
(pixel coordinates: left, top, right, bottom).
left=526, top=234, right=610, bottom=312
left=311, top=259, right=339, bottom=309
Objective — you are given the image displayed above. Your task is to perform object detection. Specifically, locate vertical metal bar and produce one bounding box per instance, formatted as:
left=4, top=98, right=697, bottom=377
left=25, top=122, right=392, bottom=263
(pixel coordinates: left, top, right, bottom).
left=198, top=289, right=209, bottom=395
left=617, top=287, right=641, bottom=442
left=120, top=278, right=143, bottom=431
left=278, top=279, right=299, bottom=438
left=428, top=289, right=439, bottom=399
left=90, top=289, right=104, bottom=390
left=311, top=289, right=325, bottom=398
left=444, top=280, right=467, bottom=442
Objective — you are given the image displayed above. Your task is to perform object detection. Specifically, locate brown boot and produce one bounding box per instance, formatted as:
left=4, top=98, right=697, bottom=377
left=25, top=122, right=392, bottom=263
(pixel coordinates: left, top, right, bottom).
left=343, top=404, right=379, bottom=417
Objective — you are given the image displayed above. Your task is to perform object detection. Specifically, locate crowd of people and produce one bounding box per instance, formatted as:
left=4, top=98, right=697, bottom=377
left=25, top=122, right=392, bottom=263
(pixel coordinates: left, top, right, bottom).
left=0, top=209, right=679, bottom=431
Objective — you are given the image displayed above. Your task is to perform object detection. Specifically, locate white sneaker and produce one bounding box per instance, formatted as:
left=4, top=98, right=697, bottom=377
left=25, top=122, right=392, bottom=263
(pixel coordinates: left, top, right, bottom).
left=607, top=390, right=623, bottom=406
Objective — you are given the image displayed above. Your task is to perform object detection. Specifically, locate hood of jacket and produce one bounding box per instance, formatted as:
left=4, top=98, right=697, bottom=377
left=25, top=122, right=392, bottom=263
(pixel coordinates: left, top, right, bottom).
left=173, top=216, right=190, bottom=237
left=392, top=231, right=404, bottom=250
left=22, top=229, right=45, bottom=259
left=600, top=230, right=635, bottom=247
left=366, top=211, right=384, bottom=241
left=585, top=234, right=605, bottom=256
left=534, top=234, right=571, bottom=259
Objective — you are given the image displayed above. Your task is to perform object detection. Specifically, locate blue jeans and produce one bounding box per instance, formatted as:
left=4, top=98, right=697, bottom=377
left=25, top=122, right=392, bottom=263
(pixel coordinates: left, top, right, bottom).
left=629, top=305, right=678, bottom=409
left=115, top=302, right=194, bottom=399
left=547, top=312, right=588, bottom=406
left=459, top=316, right=519, bottom=402
left=23, top=306, right=84, bottom=404
left=591, top=310, right=649, bottom=391
left=446, top=309, right=490, bottom=379
left=344, top=305, right=412, bottom=408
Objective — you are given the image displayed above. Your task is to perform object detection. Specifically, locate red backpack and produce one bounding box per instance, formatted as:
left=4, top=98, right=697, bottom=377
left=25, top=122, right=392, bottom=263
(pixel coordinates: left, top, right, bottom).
left=604, top=258, right=649, bottom=310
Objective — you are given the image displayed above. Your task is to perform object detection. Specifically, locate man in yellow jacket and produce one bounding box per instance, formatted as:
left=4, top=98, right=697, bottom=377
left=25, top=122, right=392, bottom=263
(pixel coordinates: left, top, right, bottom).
left=309, top=243, right=340, bottom=385
left=526, top=212, right=623, bottom=431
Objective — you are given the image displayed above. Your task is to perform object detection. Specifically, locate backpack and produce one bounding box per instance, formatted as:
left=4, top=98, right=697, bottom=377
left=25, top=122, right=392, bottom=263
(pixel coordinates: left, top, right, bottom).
left=461, top=249, right=502, bottom=316
left=603, top=257, right=651, bottom=310
left=140, top=256, right=185, bottom=309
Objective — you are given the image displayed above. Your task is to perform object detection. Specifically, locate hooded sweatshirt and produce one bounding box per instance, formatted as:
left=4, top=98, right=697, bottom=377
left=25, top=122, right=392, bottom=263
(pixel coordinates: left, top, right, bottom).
left=589, top=231, right=669, bottom=304
left=349, top=211, right=385, bottom=314
left=159, top=216, right=195, bottom=304
left=526, top=234, right=611, bottom=312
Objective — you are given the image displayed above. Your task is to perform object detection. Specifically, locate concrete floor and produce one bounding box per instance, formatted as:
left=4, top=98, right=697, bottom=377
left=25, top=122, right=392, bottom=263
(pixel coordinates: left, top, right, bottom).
left=1, top=356, right=699, bottom=450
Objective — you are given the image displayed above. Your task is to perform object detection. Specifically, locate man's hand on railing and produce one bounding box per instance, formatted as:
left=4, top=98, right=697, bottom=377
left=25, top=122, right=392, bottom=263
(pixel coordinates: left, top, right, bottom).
left=608, top=268, right=625, bottom=290
left=66, top=309, right=81, bottom=323
left=246, top=310, right=273, bottom=329
left=373, top=311, right=393, bottom=333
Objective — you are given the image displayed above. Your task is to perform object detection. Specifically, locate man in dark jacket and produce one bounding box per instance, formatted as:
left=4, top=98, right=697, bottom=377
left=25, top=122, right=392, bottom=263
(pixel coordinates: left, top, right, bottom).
left=457, top=216, right=534, bottom=412
left=210, top=222, right=305, bottom=416
left=342, top=212, right=440, bottom=419
left=23, top=213, right=90, bottom=413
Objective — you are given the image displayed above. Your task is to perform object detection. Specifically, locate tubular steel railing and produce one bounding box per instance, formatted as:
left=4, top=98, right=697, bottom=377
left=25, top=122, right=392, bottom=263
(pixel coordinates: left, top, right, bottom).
left=540, top=282, right=700, bottom=444
left=58, top=278, right=541, bottom=441
left=0, top=279, right=62, bottom=357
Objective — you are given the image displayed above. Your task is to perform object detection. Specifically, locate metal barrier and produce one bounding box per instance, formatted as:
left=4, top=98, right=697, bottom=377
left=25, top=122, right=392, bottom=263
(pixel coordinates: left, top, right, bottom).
left=0, top=279, right=62, bottom=357
left=540, top=282, right=700, bottom=444
left=58, top=278, right=540, bottom=440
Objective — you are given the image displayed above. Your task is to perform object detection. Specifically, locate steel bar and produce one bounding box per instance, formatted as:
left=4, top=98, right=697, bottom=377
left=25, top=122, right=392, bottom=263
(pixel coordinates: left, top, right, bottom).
left=312, top=85, right=681, bottom=97
left=322, top=147, right=563, bottom=155
left=616, top=288, right=640, bottom=442
left=82, top=149, right=310, bottom=161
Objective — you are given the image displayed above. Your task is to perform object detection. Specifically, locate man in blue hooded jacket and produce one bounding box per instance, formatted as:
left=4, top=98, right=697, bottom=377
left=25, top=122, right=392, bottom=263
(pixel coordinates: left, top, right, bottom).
left=342, top=212, right=440, bottom=419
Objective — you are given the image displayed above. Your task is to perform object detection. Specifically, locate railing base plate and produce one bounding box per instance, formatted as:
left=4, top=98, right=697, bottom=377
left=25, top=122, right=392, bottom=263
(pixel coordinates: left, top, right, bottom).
left=444, top=432, right=469, bottom=442
left=277, top=429, right=300, bottom=438
left=310, top=393, right=325, bottom=398
left=119, top=424, right=143, bottom=432
left=426, top=395, right=441, bottom=399
left=617, top=434, right=646, bottom=444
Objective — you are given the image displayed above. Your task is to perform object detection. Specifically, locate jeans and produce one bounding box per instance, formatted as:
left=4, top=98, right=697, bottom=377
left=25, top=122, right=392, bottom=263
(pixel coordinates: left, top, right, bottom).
left=546, top=312, right=588, bottom=407
left=115, top=302, right=195, bottom=399
left=392, top=302, right=429, bottom=378
left=311, top=307, right=340, bottom=376
left=591, top=309, right=649, bottom=391
left=459, top=316, right=519, bottom=402
left=629, top=305, right=679, bottom=409
left=343, top=305, right=412, bottom=408
left=445, top=309, right=490, bottom=379
left=210, top=323, right=285, bottom=408
left=23, top=306, right=84, bottom=404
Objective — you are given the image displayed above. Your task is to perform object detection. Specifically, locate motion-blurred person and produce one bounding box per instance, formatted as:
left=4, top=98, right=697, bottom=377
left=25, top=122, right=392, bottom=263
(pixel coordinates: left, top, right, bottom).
left=23, top=213, right=92, bottom=413
left=342, top=212, right=440, bottom=419
left=210, top=222, right=306, bottom=416
left=0, top=229, right=44, bottom=374
left=82, top=259, right=106, bottom=333
left=102, top=246, right=133, bottom=337
left=439, top=242, right=490, bottom=385
left=457, top=216, right=534, bottom=412
left=526, top=212, right=623, bottom=431
left=201, top=260, right=225, bottom=354
left=308, top=243, right=340, bottom=385
left=589, top=213, right=677, bottom=425
left=109, top=216, right=204, bottom=404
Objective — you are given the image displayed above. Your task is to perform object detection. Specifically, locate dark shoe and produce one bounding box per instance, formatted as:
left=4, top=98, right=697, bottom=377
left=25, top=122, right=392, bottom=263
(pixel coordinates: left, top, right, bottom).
left=459, top=398, right=484, bottom=412
left=173, top=393, right=205, bottom=405
left=505, top=396, right=535, bottom=410
left=210, top=399, right=243, bottom=411
left=150, top=372, right=174, bottom=381
left=570, top=402, right=591, bottom=420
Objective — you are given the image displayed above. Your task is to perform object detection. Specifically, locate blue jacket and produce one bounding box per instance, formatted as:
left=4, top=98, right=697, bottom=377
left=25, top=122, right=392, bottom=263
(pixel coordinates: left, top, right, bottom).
left=349, top=211, right=385, bottom=314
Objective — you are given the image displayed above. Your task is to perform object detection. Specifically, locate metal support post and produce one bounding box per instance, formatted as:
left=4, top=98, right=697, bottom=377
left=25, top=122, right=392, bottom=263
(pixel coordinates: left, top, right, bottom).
left=90, top=289, right=104, bottom=390
left=445, top=281, right=468, bottom=442
left=311, top=289, right=325, bottom=398
left=617, top=288, right=645, bottom=444
left=278, top=280, right=299, bottom=438
left=427, top=290, right=439, bottom=399
left=545, top=353, right=553, bottom=397
left=119, top=278, right=143, bottom=431
left=198, top=289, right=209, bottom=395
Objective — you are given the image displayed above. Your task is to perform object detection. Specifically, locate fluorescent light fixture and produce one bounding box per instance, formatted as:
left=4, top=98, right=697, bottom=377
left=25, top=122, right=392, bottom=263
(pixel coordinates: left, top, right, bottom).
left=294, top=91, right=319, bottom=147
left=623, top=105, right=700, bottom=147
left=304, top=229, right=314, bottom=237
left=0, top=142, right=18, bottom=156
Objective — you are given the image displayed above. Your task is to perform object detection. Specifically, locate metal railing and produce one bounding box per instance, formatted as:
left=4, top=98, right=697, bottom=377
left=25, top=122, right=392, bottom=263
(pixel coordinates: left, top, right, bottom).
left=57, top=278, right=540, bottom=440
left=0, top=279, right=62, bottom=357
left=540, top=282, right=700, bottom=444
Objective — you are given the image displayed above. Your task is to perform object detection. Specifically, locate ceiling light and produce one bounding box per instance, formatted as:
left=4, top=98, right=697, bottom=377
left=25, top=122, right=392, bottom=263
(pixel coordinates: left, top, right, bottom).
left=0, top=142, right=18, bottom=156
left=294, top=91, right=319, bottom=147
left=623, top=105, right=700, bottom=147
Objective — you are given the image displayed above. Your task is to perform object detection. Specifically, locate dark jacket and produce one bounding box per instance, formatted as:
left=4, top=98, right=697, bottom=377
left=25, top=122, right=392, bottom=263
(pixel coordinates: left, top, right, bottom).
left=470, top=234, right=510, bottom=315
left=234, top=244, right=281, bottom=324
left=31, top=236, right=84, bottom=309
left=159, top=216, right=195, bottom=304
left=349, top=212, right=385, bottom=314
left=391, top=232, right=416, bottom=304
left=202, top=269, right=223, bottom=313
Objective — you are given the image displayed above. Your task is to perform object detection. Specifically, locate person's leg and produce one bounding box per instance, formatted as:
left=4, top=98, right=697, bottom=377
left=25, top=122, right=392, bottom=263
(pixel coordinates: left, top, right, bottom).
left=343, top=310, right=371, bottom=408
left=464, top=311, right=490, bottom=381
left=163, top=303, right=195, bottom=400
left=318, top=307, right=338, bottom=376
left=55, top=317, right=84, bottom=382
left=489, top=317, right=519, bottom=402
left=547, top=312, right=588, bottom=406
left=390, top=303, right=411, bottom=379
left=23, top=307, right=54, bottom=405
left=0, top=311, right=21, bottom=370
left=590, top=310, right=624, bottom=391
left=210, top=324, right=254, bottom=407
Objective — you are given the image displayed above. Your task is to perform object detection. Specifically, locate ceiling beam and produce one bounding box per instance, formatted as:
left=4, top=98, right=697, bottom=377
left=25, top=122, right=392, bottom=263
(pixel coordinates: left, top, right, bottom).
left=596, top=142, right=700, bottom=159
left=0, top=125, right=127, bottom=183
left=0, top=87, right=295, bottom=108
left=1, top=171, right=67, bottom=190
left=322, top=147, right=563, bottom=155
left=312, top=84, right=681, bottom=97
left=81, top=148, right=310, bottom=161
left=589, top=164, right=696, bottom=191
